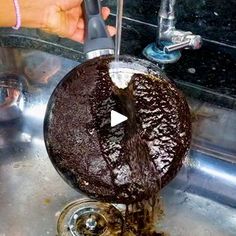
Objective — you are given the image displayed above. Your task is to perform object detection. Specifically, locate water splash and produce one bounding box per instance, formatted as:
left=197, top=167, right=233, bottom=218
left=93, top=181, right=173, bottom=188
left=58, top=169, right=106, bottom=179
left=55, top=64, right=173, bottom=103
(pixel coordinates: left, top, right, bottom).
left=115, top=0, right=124, bottom=62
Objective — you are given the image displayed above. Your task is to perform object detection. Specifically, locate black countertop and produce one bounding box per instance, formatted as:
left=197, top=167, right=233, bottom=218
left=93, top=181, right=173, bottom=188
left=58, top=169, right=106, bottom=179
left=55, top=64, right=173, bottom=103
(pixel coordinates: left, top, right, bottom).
left=164, top=43, right=236, bottom=109
left=165, top=43, right=236, bottom=97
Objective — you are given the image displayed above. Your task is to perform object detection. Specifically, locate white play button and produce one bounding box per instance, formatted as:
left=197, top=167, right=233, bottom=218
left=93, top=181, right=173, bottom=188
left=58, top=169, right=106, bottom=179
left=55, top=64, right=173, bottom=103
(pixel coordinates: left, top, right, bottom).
left=111, top=110, right=128, bottom=127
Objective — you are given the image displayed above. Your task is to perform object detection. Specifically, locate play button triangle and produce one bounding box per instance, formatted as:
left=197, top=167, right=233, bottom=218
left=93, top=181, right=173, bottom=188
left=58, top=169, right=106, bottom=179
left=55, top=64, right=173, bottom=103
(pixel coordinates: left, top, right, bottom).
left=111, top=110, right=128, bottom=127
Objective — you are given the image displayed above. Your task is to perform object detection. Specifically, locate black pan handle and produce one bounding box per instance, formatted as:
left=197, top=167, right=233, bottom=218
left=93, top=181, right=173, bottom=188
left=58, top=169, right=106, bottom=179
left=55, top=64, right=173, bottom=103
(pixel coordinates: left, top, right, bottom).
left=83, top=0, right=114, bottom=59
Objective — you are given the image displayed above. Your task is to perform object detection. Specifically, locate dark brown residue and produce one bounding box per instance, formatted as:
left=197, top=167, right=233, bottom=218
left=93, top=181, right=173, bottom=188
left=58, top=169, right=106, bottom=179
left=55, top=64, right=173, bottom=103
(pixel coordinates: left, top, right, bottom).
left=44, top=56, right=191, bottom=235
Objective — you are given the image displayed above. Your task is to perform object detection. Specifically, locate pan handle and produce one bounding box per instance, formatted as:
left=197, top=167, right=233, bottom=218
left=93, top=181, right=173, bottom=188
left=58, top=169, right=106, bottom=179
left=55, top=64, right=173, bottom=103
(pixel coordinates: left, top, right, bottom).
left=83, top=0, right=115, bottom=59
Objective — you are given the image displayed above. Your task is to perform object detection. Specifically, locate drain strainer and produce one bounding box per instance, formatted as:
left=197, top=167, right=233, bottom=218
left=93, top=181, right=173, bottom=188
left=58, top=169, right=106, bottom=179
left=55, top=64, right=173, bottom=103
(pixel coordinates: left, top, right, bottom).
left=57, top=198, right=124, bottom=236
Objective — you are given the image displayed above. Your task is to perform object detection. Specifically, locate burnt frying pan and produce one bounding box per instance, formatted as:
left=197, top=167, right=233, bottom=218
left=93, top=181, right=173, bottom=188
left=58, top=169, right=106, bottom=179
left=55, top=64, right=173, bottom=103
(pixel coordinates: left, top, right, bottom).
left=44, top=0, right=191, bottom=204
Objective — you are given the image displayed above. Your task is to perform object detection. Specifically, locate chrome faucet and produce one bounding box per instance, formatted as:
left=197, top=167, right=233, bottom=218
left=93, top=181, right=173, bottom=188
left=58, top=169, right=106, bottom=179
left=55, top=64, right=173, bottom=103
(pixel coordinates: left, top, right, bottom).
left=143, top=0, right=202, bottom=64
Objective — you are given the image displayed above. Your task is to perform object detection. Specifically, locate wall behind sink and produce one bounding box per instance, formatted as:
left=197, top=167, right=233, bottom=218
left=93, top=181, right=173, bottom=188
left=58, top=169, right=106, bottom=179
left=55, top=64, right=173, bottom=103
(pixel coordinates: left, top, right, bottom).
left=103, top=0, right=236, bottom=50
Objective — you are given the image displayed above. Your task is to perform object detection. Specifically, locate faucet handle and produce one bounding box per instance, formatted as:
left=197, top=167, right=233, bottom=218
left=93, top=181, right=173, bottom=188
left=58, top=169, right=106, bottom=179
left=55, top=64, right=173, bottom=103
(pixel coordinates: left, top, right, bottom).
left=186, top=34, right=202, bottom=50
left=164, top=34, right=202, bottom=53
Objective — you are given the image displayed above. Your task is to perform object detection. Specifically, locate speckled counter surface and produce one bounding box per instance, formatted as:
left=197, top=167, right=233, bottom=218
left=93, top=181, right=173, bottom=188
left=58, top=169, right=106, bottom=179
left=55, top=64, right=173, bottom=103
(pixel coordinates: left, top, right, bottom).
left=0, top=28, right=85, bottom=62
left=165, top=46, right=236, bottom=96
left=164, top=43, right=236, bottom=109
left=0, top=27, right=235, bottom=109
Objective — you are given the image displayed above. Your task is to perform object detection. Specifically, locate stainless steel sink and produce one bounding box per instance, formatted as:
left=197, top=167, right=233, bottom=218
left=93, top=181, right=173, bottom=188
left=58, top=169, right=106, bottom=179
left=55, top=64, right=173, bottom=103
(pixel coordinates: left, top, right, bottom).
left=0, top=47, right=236, bottom=236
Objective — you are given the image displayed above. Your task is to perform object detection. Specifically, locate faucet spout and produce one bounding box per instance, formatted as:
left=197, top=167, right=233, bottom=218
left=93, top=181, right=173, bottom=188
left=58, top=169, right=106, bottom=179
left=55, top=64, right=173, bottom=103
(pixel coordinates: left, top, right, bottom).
left=158, top=0, right=176, bottom=46
left=159, top=0, right=176, bottom=20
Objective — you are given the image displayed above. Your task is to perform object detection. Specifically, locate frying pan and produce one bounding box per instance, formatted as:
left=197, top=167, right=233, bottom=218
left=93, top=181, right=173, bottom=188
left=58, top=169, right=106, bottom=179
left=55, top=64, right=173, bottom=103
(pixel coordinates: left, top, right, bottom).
left=44, top=0, right=191, bottom=204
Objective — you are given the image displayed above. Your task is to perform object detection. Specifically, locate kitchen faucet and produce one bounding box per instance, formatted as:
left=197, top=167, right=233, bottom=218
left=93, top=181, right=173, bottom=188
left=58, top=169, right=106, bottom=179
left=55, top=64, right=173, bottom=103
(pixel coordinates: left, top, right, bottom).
left=143, top=0, right=202, bottom=64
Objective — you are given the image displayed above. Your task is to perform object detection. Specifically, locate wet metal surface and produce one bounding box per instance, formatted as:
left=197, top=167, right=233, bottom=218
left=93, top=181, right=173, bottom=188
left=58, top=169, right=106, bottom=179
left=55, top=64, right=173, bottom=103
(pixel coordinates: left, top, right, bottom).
left=0, top=48, right=236, bottom=236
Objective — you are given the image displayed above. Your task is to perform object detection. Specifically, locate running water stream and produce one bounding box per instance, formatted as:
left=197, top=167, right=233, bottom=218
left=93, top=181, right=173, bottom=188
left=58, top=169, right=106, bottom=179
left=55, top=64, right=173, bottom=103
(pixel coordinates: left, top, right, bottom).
left=109, top=0, right=130, bottom=89
left=115, top=0, right=124, bottom=61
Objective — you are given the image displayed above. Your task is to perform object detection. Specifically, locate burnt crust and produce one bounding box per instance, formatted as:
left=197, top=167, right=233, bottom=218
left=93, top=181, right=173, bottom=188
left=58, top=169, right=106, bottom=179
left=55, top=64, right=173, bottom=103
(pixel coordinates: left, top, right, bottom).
left=44, top=55, right=191, bottom=204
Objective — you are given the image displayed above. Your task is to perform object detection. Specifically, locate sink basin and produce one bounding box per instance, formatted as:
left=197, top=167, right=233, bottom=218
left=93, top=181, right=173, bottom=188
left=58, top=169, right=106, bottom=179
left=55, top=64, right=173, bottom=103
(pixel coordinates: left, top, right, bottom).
left=0, top=47, right=236, bottom=236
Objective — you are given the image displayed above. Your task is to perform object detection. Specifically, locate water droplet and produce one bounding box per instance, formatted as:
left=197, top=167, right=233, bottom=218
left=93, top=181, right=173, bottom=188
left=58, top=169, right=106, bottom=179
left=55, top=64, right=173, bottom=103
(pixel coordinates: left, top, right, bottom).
left=187, top=68, right=196, bottom=74
left=88, top=128, right=95, bottom=135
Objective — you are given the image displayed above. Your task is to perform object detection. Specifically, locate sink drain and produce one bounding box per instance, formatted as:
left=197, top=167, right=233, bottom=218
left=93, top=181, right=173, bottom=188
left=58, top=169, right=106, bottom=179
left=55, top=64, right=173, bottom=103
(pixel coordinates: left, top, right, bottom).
left=57, top=198, right=123, bottom=236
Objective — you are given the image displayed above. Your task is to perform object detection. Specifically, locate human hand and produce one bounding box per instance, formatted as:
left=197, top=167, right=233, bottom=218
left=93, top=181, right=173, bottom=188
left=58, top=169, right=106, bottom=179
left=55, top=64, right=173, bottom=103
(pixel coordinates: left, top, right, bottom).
left=41, top=0, right=115, bottom=42
left=19, top=0, right=115, bottom=42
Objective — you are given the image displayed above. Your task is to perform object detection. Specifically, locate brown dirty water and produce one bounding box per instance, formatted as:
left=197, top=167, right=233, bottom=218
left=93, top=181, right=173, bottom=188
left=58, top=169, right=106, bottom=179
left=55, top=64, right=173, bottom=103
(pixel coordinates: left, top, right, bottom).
left=119, top=196, right=168, bottom=236
left=43, top=197, right=52, bottom=205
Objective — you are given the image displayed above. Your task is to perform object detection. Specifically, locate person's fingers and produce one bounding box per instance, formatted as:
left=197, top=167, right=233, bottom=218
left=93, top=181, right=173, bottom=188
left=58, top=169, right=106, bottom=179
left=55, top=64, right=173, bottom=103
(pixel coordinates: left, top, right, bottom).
left=69, top=28, right=84, bottom=43
left=107, top=25, right=116, bottom=37
left=77, top=18, right=84, bottom=30
left=101, top=7, right=111, bottom=20
left=69, top=25, right=115, bottom=43
left=43, top=4, right=114, bottom=43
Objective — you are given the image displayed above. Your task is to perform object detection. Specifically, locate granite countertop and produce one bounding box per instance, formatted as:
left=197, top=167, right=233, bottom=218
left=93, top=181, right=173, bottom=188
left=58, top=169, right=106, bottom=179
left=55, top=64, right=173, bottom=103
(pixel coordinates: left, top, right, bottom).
left=0, top=27, right=236, bottom=109
left=165, top=45, right=236, bottom=97
left=164, top=43, right=236, bottom=108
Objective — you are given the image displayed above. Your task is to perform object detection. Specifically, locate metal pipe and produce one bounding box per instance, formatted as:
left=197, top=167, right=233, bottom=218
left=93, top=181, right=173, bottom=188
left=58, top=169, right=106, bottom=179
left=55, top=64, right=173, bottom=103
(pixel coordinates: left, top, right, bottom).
left=158, top=0, right=202, bottom=51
